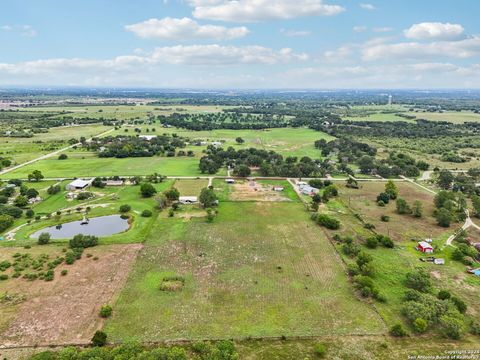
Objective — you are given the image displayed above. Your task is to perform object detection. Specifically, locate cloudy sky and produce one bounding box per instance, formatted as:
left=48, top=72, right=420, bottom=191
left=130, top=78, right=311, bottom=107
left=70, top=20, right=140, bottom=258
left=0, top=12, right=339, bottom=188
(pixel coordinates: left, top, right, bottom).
left=1, top=0, right=479, bottom=88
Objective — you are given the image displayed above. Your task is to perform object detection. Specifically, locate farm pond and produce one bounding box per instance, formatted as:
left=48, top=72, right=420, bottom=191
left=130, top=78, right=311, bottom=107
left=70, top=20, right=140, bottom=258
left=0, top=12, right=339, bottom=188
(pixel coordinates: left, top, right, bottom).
left=30, top=215, right=129, bottom=239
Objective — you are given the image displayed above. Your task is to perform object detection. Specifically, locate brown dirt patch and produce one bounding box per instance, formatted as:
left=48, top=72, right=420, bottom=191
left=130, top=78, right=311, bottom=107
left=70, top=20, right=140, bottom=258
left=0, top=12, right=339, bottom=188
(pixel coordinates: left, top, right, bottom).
left=0, top=244, right=141, bottom=346
left=229, top=181, right=289, bottom=202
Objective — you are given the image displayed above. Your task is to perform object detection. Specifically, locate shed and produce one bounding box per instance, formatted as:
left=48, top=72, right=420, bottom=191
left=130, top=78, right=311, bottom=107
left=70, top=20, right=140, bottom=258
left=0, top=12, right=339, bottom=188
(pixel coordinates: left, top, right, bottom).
left=225, top=179, right=235, bottom=184
left=66, top=179, right=92, bottom=191
left=434, top=258, right=445, bottom=265
left=273, top=186, right=284, bottom=192
left=417, top=241, right=434, bottom=254
left=105, top=180, right=124, bottom=186
left=178, top=196, right=198, bottom=204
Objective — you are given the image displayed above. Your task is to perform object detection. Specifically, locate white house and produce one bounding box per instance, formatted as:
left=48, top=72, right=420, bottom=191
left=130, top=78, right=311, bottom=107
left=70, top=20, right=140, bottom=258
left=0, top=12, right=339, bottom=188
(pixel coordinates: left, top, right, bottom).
left=139, top=135, right=157, bottom=141
left=178, top=196, right=198, bottom=204
left=299, top=184, right=319, bottom=196
left=66, top=179, right=93, bottom=191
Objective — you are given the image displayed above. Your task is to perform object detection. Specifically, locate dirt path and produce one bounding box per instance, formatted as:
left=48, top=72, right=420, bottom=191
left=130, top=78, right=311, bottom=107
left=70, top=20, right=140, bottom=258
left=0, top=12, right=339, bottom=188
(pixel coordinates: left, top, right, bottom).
left=0, top=128, right=114, bottom=176
left=446, top=210, right=480, bottom=246
left=0, top=244, right=142, bottom=347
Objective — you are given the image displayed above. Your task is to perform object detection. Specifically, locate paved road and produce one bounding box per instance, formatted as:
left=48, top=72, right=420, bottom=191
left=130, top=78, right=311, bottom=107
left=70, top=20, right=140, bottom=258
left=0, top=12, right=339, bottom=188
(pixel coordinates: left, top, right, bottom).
left=0, top=128, right=115, bottom=177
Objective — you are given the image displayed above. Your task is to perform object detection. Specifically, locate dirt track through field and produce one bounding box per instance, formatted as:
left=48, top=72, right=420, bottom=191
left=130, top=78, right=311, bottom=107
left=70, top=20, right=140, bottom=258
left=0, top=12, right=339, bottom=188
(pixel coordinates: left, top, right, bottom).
left=0, top=244, right=141, bottom=347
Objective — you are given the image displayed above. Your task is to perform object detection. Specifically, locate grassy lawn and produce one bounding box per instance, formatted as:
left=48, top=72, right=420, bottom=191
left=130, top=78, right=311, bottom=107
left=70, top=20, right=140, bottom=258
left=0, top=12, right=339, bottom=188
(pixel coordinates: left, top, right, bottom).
left=105, top=201, right=385, bottom=341
left=407, top=110, right=480, bottom=124
left=0, top=156, right=206, bottom=178
left=173, top=179, right=209, bottom=196
left=111, top=126, right=333, bottom=158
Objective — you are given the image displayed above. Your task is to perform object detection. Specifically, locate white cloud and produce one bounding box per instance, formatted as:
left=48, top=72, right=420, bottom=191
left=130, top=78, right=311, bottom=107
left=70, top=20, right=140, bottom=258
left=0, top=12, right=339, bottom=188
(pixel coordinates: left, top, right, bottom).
left=189, top=0, right=345, bottom=22
left=20, top=25, right=36, bottom=37
left=150, top=44, right=309, bottom=65
left=373, top=27, right=393, bottom=33
left=280, top=29, right=312, bottom=37
left=323, top=46, right=352, bottom=62
left=359, top=3, right=375, bottom=10
left=125, top=17, right=249, bottom=40
left=1, top=24, right=36, bottom=37
left=404, top=22, right=464, bottom=40
left=362, top=36, right=480, bottom=61
left=353, top=26, right=367, bottom=33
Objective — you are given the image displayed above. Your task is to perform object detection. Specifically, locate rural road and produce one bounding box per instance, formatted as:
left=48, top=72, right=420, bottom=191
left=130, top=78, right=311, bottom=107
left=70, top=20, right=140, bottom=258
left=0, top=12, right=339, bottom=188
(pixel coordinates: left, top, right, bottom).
left=446, top=209, right=480, bottom=246
left=0, top=128, right=115, bottom=177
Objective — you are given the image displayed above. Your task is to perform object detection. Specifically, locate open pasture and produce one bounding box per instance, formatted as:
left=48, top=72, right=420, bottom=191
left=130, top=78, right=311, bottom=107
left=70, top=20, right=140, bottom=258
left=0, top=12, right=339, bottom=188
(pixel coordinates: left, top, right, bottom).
left=104, top=201, right=385, bottom=341
left=408, top=110, right=480, bottom=124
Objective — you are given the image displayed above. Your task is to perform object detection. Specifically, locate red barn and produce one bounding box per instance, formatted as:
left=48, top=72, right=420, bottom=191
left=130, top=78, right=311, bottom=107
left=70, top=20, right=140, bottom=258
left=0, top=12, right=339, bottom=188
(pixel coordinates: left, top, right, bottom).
left=417, top=241, right=434, bottom=254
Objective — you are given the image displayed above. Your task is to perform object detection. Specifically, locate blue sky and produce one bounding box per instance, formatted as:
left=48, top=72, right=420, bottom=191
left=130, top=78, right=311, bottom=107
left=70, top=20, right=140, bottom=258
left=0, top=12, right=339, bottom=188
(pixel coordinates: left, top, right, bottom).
left=1, top=0, right=479, bottom=88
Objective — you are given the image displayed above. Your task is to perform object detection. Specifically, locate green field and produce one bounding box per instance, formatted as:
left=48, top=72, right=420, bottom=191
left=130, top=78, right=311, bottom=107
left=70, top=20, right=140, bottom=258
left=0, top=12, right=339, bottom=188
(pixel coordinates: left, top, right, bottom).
left=408, top=110, right=480, bottom=124
left=105, top=201, right=385, bottom=341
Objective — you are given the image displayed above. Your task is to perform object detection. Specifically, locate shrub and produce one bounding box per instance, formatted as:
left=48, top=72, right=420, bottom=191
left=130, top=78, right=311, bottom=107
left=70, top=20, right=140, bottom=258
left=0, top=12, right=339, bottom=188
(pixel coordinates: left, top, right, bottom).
left=381, top=215, right=390, bottom=222
left=76, top=192, right=94, bottom=200
left=390, top=323, right=407, bottom=337
left=140, top=183, right=157, bottom=198
left=316, top=214, right=340, bottom=230
left=99, top=305, right=113, bottom=318
left=377, top=192, right=390, bottom=204
left=61, top=269, right=68, bottom=276
left=405, top=268, right=432, bottom=293
left=0, top=274, right=8, bottom=281
left=413, top=318, right=428, bottom=333
left=69, top=234, right=98, bottom=248
left=37, top=232, right=51, bottom=245
left=365, top=236, right=378, bottom=249
left=440, top=315, right=464, bottom=340
left=91, top=331, right=107, bottom=347
left=438, top=290, right=451, bottom=300
left=313, top=342, right=327, bottom=358
left=58, top=153, right=68, bottom=160
left=451, top=297, right=467, bottom=314
left=141, top=209, right=152, bottom=217
left=119, top=204, right=131, bottom=213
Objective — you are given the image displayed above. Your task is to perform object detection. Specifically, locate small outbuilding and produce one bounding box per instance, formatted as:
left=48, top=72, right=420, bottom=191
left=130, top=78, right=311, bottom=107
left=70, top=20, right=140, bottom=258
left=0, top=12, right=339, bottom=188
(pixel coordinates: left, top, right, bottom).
left=273, top=186, right=284, bottom=192
left=66, top=179, right=93, bottom=191
left=434, top=258, right=445, bottom=265
left=225, top=179, right=235, bottom=184
left=178, top=196, right=198, bottom=204
left=105, top=180, right=124, bottom=186
left=417, top=241, right=434, bottom=254
left=139, top=135, right=157, bottom=141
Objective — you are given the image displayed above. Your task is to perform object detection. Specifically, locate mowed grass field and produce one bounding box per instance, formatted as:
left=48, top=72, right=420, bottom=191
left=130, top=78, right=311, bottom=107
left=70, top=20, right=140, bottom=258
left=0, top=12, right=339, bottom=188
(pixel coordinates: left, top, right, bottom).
left=111, top=126, right=332, bottom=159
left=407, top=110, right=480, bottom=124
left=0, top=155, right=204, bottom=179
left=0, top=124, right=111, bottom=164
left=104, top=201, right=385, bottom=341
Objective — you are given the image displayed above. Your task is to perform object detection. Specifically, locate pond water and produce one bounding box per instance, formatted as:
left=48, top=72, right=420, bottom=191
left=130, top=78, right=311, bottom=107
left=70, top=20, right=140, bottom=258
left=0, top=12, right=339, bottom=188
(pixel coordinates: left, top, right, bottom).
left=30, top=215, right=129, bottom=239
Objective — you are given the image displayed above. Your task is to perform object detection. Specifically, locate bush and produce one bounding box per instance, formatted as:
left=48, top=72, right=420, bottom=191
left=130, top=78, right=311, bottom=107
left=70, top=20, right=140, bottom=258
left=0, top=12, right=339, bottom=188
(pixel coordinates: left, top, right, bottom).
left=76, top=192, right=93, bottom=201
left=390, top=323, right=408, bottom=337
left=140, top=183, right=157, bottom=198
left=0, top=274, right=8, bottom=281
left=37, top=232, right=51, bottom=245
left=413, top=318, right=428, bottom=333
left=451, top=297, right=467, bottom=314
left=437, top=290, right=451, bottom=300
left=119, top=204, right=131, bottom=213
left=58, top=153, right=68, bottom=160
left=440, top=315, right=464, bottom=340
left=99, top=305, right=113, bottom=318
left=316, top=214, right=340, bottom=230
left=61, top=269, right=68, bottom=276
left=365, top=236, right=378, bottom=249
left=313, top=342, right=327, bottom=358
left=69, top=234, right=98, bottom=249
left=381, top=215, right=390, bottom=222
left=405, top=268, right=432, bottom=293
left=377, top=192, right=390, bottom=204
left=91, top=331, right=107, bottom=346
left=141, top=209, right=152, bottom=217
